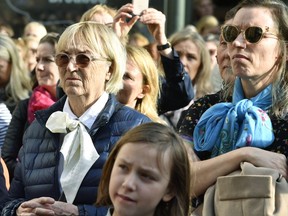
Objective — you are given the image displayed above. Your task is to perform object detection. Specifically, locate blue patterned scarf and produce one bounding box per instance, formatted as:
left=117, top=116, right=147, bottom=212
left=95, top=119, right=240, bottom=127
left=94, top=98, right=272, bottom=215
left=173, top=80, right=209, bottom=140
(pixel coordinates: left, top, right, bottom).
left=193, top=77, right=274, bottom=157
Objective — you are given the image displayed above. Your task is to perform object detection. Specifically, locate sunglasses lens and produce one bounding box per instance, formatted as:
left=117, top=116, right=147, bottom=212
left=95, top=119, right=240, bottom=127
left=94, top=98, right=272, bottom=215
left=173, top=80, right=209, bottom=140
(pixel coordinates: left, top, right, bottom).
left=245, top=27, right=263, bottom=43
left=56, top=54, right=69, bottom=67
left=223, top=25, right=239, bottom=43
left=76, top=54, right=90, bottom=68
left=223, top=25, right=264, bottom=44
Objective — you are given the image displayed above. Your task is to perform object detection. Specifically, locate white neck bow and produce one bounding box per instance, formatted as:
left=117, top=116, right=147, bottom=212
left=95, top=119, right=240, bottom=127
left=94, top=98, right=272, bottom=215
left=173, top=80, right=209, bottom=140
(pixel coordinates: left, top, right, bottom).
left=46, top=111, right=99, bottom=203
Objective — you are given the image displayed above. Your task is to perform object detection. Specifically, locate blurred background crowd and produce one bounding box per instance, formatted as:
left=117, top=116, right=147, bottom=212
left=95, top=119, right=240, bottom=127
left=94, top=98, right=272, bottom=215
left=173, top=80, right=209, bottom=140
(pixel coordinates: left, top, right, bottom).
left=1, top=0, right=240, bottom=39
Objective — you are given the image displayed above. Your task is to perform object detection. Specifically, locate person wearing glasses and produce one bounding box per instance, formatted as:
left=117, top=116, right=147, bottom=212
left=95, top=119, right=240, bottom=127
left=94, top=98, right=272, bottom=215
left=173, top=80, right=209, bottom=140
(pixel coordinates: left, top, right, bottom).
left=2, top=22, right=150, bottom=215
left=178, top=0, right=288, bottom=201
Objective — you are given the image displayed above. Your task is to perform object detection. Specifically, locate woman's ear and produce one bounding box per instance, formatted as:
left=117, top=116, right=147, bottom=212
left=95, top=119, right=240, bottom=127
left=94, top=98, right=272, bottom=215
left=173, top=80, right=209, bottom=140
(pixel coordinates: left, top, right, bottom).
left=136, top=84, right=150, bottom=99
left=162, top=188, right=175, bottom=202
left=105, top=64, right=113, bottom=81
left=105, top=71, right=112, bottom=81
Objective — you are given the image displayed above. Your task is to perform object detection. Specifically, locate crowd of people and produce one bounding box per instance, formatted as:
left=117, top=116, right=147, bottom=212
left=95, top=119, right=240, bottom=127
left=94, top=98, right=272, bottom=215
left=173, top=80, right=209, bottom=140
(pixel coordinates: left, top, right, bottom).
left=0, top=0, right=288, bottom=215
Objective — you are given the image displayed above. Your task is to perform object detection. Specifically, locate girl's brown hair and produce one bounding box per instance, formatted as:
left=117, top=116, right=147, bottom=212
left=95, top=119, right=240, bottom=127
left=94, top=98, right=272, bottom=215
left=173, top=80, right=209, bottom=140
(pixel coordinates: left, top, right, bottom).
left=96, top=122, right=191, bottom=216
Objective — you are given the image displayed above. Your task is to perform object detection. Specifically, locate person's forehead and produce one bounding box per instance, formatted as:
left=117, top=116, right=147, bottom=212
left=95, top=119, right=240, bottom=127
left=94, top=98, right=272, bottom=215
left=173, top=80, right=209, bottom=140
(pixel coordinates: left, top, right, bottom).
left=60, top=37, right=91, bottom=51
left=175, top=39, right=199, bottom=52
left=26, top=40, right=38, bottom=48
left=60, top=46, right=93, bottom=54
left=0, top=57, right=9, bottom=63
left=233, top=7, right=275, bottom=28
left=206, top=41, right=217, bottom=50
left=91, top=12, right=113, bottom=24
left=25, top=25, right=45, bottom=34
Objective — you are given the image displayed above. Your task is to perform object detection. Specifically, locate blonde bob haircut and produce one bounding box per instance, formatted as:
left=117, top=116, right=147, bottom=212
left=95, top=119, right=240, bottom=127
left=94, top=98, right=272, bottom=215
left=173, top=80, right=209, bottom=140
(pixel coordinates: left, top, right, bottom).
left=80, top=4, right=117, bottom=22
left=56, top=22, right=126, bottom=94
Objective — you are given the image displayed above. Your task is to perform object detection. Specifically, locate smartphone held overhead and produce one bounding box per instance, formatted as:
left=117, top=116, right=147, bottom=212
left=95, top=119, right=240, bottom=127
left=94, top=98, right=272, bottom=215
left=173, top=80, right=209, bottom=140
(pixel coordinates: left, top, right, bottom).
left=132, top=0, right=149, bottom=15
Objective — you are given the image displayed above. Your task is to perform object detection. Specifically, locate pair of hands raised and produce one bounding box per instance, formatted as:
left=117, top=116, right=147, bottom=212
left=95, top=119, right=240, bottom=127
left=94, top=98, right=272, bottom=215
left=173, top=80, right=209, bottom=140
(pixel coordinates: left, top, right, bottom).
left=112, top=4, right=168, bottom=46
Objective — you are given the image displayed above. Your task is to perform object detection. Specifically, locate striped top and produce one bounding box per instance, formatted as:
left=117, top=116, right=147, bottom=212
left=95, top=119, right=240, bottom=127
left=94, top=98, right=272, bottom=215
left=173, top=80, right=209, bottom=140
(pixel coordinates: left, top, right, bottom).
left=0, top=103, right=12, bottom=150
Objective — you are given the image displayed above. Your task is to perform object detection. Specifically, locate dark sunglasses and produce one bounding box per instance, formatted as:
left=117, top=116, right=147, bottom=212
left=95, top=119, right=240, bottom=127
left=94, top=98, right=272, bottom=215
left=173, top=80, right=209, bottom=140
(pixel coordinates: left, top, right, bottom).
left=222, top=25, right=278, bottom=44
left=55, top=53, right=109, bottom=68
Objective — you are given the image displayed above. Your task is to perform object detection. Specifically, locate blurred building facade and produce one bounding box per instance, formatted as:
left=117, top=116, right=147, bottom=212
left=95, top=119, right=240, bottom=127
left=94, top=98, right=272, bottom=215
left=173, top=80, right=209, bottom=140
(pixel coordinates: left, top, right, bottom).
left=1, top=0, right=287, bottom=38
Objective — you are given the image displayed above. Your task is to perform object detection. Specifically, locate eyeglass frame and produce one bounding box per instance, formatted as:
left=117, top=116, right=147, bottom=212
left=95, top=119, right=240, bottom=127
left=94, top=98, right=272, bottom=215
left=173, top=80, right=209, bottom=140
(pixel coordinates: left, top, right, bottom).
left=55, top=53, right=111, bottom=68
left=221, top=25, right=279, bottom=44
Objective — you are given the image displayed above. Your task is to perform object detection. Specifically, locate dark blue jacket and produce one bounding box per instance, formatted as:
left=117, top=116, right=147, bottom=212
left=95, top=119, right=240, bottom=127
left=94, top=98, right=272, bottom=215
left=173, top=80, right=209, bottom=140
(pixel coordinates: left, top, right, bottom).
left=158, top=49, right=194, bottom=115
left=2, top=94, right=150, bottom=216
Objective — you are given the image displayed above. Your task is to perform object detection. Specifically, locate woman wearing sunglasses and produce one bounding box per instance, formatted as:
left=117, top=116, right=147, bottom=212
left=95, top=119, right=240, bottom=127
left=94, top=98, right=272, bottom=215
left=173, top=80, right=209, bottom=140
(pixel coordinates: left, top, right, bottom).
left=1, top=22, right=150, bottom=215
left=179, top=0, right=288, bottom=201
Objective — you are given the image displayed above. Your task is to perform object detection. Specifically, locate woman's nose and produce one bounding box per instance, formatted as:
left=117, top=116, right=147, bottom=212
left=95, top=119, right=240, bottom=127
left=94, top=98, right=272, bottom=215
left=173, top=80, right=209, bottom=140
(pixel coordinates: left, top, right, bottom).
left=180, top=56, right=187, bottom=66
left=66, top=59, right=78, bottom=72
left=232, top=33, right=246, bottom=48
left=36, top=61, right=44, bottom=71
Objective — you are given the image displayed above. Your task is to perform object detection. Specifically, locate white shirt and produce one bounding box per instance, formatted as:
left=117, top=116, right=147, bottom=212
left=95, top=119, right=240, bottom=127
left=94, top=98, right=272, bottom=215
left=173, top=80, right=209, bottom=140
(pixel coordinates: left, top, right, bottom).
left=63, top=92, right=109, bottom=129
left=57, top=92, right=109, bottom=196
left=106, top=208, right=113, bottom=216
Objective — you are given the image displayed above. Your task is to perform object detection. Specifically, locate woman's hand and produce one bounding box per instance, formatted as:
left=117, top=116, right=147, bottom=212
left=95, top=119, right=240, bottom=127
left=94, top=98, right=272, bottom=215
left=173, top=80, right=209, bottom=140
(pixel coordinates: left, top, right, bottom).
left=113, top=3, right=139, bottom=39
left=243, top=147, right=288, bottom=179
left=139, top=8, right=167, bottom=45
left=17, top=197, right=55, bottom=216
left=48, top=201, right=78, bottom=216
left=17, top=197, right=79, bottom=216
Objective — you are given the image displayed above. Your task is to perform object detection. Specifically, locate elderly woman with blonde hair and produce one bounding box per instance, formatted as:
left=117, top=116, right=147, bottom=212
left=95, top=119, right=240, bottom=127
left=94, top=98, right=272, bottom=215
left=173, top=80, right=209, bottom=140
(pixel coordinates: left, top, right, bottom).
left=2, top=22, right=150, bottom=215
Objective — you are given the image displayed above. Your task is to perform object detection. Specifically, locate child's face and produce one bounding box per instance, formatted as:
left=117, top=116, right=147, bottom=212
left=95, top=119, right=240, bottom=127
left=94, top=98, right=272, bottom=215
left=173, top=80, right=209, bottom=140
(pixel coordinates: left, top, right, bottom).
left=109, top=143, right=174, bottom=216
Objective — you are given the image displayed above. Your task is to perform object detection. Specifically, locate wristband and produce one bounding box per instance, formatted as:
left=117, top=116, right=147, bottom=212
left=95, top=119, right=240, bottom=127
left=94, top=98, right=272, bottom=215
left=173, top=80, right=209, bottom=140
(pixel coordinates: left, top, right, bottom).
left=157, top=42, right=171, bottom=51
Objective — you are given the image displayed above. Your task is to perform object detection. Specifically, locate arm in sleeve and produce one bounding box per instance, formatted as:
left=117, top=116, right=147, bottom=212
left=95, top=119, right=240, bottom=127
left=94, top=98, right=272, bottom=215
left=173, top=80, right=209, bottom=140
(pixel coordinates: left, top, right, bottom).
left=2, top=99, right=29, bottom=180
left=78, top=205, right=108, bottom=216
left=157, top=49, right=194, bottom=115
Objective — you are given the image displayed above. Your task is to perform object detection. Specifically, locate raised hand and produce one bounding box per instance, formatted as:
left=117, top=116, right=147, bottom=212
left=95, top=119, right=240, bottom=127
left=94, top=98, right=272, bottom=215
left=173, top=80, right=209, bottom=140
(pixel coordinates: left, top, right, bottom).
left=113, top=3, right=139, bottom=39
left=139, top=8, right=167, bottom=44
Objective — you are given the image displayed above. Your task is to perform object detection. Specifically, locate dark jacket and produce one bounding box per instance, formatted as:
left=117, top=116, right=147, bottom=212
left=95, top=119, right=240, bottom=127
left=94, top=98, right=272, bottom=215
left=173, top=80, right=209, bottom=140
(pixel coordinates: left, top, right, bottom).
left=157, top=49, right=194, bottom=115
left=2, top=99, right=30, bottom=181
left=2, top=94, right=150, bottom=216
